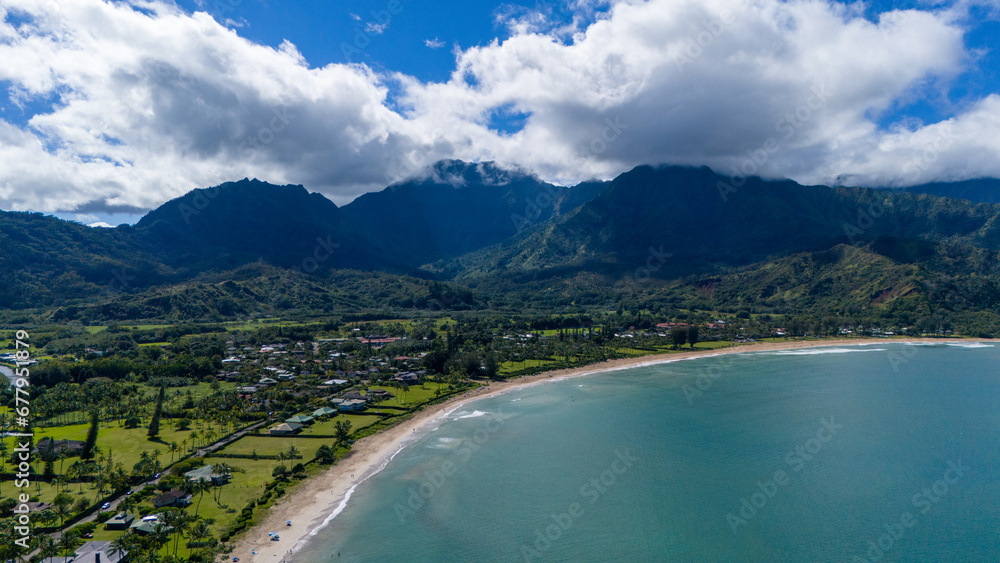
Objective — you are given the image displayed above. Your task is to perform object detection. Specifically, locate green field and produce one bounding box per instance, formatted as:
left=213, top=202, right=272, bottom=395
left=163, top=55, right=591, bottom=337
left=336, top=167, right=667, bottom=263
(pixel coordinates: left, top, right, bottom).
left=214, top=436, right=329, bottom=458
left=367, top=382, right=448, bottom=407
left=306, top=414, right=380, bottom=435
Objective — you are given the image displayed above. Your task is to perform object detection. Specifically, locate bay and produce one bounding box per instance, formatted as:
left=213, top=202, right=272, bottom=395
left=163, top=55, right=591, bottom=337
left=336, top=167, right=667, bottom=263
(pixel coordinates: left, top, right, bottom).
left=292, top=343, right=1000, bottom=562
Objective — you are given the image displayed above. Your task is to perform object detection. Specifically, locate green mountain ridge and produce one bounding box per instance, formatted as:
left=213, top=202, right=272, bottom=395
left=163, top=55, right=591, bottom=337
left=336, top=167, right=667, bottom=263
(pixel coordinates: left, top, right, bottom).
left=3, top=162, right=1000, bottom=332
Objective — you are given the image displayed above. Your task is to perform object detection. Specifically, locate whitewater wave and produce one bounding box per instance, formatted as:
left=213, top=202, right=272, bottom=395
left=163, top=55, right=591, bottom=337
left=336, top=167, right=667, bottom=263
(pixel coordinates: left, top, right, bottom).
left=946, top=342, right=994, bottom=349
left=767, top=348, right=887, bottom=356
left=453, top=410, right=489, bottom=420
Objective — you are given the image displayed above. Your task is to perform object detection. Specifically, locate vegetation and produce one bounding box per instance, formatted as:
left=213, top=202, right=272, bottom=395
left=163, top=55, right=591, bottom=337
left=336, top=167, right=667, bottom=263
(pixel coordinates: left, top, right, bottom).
left=3, top=163, right=1000, bottom=561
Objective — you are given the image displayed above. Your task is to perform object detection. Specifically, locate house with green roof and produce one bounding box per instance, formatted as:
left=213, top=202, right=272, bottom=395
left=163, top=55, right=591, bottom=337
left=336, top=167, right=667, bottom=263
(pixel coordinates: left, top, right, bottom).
left=131, top=514, right=172, bottom=535
left=285, top=414, right=315, bottom=425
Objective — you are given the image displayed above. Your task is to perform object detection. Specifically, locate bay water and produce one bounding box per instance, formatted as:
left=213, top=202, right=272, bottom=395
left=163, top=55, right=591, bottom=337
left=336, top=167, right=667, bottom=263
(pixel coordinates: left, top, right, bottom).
left=292, top=343, right=1000, bottom=562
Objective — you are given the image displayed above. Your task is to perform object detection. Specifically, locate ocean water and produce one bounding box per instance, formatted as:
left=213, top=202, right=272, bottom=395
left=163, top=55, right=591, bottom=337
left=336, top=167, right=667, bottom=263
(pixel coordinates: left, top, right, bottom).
left=292, top=343, right=1000, bottom=562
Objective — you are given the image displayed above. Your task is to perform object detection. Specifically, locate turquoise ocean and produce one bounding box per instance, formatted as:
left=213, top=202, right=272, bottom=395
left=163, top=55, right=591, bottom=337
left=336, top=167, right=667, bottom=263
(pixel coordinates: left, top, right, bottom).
left=291, top=343, right=1000, bottom=562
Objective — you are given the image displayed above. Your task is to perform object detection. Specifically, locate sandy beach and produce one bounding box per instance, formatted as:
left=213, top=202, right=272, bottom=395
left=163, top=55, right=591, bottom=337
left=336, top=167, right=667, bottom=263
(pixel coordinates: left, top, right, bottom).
left=226, top=337, right=959, bottom=562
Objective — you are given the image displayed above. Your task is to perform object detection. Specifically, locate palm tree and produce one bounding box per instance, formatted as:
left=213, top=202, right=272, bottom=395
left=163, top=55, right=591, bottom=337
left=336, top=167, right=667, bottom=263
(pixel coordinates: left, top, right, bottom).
left=168, top=441, right=179, bottom=462
left=214, top=463, right=233, bottom=504
left=54, top=500, right=72, bottom=527
left=150, top=523, right=171, bottom=554
left=68, top=461, right=85, bottom=493
left=162, top=509, right=191, bottom=557
left=193, top=477, right=212, bottom=516
left=188, top=520, right=212, bottom=557
left=57, top=531, right=81, bottom=558
left=57, top=450, right=67, bottom=480
left=119, top=495, right=135, bottom=516
left=107, top=533, right=133, bottom=561
left=286, top=445, right=300, bottom=460
left=37, top=535, right=58, bottom=562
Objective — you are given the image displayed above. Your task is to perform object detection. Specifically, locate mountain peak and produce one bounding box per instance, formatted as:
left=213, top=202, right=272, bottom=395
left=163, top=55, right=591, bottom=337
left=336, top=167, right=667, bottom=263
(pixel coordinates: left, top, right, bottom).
left=405, top=159, right=536, bottom=189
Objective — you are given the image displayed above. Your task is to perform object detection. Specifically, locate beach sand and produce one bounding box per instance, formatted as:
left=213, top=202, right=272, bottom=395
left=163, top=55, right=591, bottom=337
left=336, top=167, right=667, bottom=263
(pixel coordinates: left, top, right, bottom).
left=226, top=337, right=952, bottom=562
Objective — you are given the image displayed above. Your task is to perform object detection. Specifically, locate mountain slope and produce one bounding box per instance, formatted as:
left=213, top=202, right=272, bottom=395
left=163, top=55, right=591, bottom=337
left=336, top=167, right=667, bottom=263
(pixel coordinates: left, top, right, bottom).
left=134, top=178, right=397, bottom=273
left=448, top=165, right=1000, bottom=281
left=893, top=179, right=1000, bottom=204
left=340, top=160, right=607, bottom=268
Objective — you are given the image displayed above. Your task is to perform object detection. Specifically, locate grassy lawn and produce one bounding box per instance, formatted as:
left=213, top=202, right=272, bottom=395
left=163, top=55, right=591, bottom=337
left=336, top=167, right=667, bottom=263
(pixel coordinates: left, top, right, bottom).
left=1, top=478, right=100, bottom=506
left=5, top=416, right=250, bottom=489
left=35, top=382, right=236, bottom=427
left=367, top=382, right=447, bottom=407
left=307, top=414, right=379, bottom=435
left=84, top=458, right=290, bottom=560
left=214, top=436, right=328, bottom=458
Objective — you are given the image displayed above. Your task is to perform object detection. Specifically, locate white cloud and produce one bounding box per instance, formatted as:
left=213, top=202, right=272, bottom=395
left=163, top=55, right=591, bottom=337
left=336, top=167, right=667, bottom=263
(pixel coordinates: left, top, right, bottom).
left=0, top=0, right=997, bottom=218
left=365, top=21, right=388, bottom=35
left=425, top=37, right=445, bottom=49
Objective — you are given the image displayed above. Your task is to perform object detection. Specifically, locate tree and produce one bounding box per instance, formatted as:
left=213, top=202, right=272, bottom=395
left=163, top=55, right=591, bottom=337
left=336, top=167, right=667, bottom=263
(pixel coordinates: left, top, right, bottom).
left=148, top=386, right=165, bottom=439
left=213, top=463, right=233, bottom=504
left=57, top=530, right=81, bottom=557
left=460, top=351, right=482, bottom=377
left=315, top=445, right=335, bottom=465
left=38, top=534, right=58, bottom=563
left=687, top=325, right=699, bottom=349
left=334, top=420, right=352, bottom=444
left=162, top=509, right=191, bottom=556
left=193, top=477, right=211, bottom=516
left=484, top=352, right=499, bottom=380
left=670, top=327, right=688, bottom=349
left=107, top=533, right=133, bottom=562
left=81, top=410, right=99, bottom=460
left=54, top=501, right=73, bottom=527
left=188, top=520, right=213, bottom=556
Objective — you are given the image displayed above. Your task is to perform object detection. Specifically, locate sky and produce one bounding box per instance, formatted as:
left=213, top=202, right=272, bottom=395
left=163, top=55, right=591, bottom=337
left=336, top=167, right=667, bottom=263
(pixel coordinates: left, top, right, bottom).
left=0, top=0, right=998, bottom=227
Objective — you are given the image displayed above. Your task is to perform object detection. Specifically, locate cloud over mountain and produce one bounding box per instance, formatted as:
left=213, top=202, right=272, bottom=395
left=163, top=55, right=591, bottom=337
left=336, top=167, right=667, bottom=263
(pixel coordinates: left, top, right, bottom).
left=0, top=0, right=998, bottom=218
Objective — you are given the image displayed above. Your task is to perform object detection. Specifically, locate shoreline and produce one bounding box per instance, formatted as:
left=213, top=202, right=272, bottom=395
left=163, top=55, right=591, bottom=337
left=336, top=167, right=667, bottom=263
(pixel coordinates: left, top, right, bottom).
left=226, top=337, right=979, bottom=561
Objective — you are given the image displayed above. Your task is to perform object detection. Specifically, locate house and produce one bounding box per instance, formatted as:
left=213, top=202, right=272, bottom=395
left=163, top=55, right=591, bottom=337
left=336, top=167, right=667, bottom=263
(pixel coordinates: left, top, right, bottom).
left=131, top=514, right=171, bottom=535
left=152, top=488, right=193, bottom=508
left=312, top=407, right=338, bottom=418
left=285, top=414, right=314, bottom=426
left=339, top=399, right=367, bottom=412
left=343, top=391, right=366, bottom=401
left=394, top=372, right=419, bottom=385
left=258, top=377, right=278, bottom=386
left=105, top=512, right=135, bottom=530
left=184, top=465, right=230, bottom=486
left=323, top=379, right=348, bottom=386
left=70, top=541, right=129, bottom=563
left=25, top=501, right=54, bottom=512
left=360, top=336, right=401, bottom=348
left=269, top=422, right=303, bottom=435
left=368, top=389, right=394, bottom=401
left=33, top=438, right=84, bottom=460
left=237, top=386, right=257, bottom=394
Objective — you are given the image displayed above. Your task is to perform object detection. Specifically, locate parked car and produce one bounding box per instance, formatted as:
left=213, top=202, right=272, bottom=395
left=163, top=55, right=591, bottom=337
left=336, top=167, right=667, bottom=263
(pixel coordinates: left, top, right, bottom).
left=100, top=502, right=111, bottom=510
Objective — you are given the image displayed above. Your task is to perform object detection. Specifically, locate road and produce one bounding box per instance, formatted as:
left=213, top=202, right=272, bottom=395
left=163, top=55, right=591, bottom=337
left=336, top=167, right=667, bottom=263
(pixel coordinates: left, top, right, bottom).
left=23, top=419, right=270, bottom=559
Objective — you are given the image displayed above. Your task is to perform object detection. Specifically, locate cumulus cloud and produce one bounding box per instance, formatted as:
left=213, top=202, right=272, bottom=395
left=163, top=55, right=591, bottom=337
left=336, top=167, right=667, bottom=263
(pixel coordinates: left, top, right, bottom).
left=424, top=37, right=445, bottom=49
left=0, top=0, right=998, bottom=219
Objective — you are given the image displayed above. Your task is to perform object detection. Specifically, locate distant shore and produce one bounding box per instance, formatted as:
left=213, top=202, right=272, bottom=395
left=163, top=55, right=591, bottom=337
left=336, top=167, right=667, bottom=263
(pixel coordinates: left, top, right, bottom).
left=227, top=337, right=978, bottom=561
